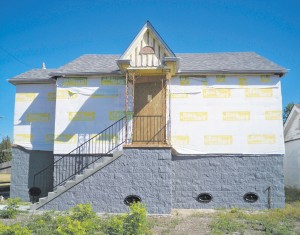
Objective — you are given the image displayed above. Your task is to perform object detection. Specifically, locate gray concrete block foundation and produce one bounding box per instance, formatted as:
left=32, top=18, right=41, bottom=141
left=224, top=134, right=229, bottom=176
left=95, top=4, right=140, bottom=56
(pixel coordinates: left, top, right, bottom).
left=10, top=146, right=53, bottom=201
left=38, top=149, right=284, bottom=213
left=172, top=154, right=285, bottom=209
left=41, top=148, right=172, bottom=214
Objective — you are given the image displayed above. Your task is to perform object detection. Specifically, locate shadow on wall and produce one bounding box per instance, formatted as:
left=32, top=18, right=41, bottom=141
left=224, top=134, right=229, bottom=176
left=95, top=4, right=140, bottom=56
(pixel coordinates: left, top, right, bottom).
left=53, top=86, right=127, bottom=155
left=16, top=90, right=56, bottom=151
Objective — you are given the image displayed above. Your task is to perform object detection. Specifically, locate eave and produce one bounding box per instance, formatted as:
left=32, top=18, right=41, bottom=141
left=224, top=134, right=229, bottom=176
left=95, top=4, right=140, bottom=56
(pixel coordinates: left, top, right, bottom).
left=176, top=69, right=288, bottom=77
left=49, top=71, right=123, bottom=77
left=8, top=78, right=56, bottom=85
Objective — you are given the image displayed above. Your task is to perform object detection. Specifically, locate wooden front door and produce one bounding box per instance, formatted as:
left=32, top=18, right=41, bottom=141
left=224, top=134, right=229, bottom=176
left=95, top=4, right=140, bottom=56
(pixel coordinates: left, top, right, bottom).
left=133, top=78, right=166, bottom=143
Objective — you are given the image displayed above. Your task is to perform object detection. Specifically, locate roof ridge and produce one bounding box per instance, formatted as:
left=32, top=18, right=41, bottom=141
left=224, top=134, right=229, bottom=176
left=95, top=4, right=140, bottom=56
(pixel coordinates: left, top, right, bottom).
left=176, top=52, right=257, bottom=55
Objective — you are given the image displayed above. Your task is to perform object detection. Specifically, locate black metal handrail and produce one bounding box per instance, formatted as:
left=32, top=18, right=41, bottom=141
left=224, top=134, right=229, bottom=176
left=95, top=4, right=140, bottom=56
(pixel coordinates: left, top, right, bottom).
left=132, top=115, right=166, bottom=143
left=31, top=116, right=127, bottom=201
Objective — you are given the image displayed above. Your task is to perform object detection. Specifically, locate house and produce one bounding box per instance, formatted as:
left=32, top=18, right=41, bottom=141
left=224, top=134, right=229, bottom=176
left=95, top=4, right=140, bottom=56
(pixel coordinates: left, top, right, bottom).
left=284, top=104, right=300, bottom=189
left=8, top=21, right=287, bottom=214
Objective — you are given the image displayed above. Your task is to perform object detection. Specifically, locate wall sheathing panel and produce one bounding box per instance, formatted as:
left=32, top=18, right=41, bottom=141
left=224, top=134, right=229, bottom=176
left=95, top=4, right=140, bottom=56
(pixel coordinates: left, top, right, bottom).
left=54, top=77, right=129, bottom=154
left=168, top=75, right=284, bottom=154
left=13, top=84, right=56, bottom=151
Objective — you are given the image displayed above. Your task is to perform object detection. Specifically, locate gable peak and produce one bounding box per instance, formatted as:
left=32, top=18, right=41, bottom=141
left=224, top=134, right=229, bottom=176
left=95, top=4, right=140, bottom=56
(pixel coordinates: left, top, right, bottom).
left=119, top=21, right=176, bottom=68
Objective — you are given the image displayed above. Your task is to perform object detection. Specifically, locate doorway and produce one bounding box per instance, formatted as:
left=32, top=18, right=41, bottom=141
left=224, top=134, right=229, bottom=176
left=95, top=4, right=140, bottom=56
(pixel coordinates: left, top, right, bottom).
left=133, top=77, right=166, bottom=144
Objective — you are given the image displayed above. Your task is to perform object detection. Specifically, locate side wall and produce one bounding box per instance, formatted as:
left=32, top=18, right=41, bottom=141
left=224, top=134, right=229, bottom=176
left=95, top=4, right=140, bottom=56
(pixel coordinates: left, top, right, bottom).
left=54, top=77, right=128, bottom=154
left=13, top=84, right=56, bottom=151
left=284, top=139, right=300, bottom=189
left=168, top=75, right=284, bottom=155
left=40, top=148, right=172, bottom=214
left=172, top=154, right=285, bottom=209
left=10, top=146, right=53, bottom=201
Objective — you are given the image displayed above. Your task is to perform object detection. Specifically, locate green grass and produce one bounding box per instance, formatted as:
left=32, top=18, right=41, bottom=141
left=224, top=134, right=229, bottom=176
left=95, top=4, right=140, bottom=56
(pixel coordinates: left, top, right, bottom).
left=210, top=188, right=300, bottom=235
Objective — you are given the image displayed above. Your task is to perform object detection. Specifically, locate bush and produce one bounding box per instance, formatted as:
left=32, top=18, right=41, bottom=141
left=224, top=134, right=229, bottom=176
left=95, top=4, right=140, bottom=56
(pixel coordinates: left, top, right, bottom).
left=101, top=202, right=151, bottom=235
left=124, top=202, right=150, bottom=235
left=0, top=202, right=152, bottom=234
left=101, top=214, right=126, bottom=235
left=56, top=204, right=101, bottom=235
left=27, top=211, right=58, bottom=235
left=0, top=198, right=22, bottom=219
left=69, top=203, right=97, bottom=221
left=0, top=221, right=31, bottom=235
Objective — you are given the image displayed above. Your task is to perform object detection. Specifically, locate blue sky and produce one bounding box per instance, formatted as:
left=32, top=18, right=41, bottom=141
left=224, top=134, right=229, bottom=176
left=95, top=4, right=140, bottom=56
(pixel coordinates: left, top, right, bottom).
left=1, top=0, right=299, bottom=139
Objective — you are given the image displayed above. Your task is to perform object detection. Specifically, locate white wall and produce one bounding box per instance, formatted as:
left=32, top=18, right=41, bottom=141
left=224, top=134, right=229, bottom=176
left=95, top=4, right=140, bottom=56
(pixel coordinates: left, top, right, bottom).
left=53, top=77, right=127, bottom=154
left=168, top=75, right=284, bottom=154
left=13, top=84, right=56, bottom=151
left=284, top=139, right=300, bottom=188
left=285, top=112, right=300, bottom=141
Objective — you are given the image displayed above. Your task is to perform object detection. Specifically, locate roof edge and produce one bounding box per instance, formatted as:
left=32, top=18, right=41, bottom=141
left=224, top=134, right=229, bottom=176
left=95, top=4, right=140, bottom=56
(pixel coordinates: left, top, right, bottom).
left=8, top=78, right=56, bottom=85
left=177, top=69, right=287, bottom=77
left=49, top=71, right=123, bottom=77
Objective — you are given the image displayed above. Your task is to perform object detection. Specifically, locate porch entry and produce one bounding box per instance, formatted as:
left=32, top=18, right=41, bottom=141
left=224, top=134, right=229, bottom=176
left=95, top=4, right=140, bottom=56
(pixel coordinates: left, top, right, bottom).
left=132, top=76, right=166, bottom=144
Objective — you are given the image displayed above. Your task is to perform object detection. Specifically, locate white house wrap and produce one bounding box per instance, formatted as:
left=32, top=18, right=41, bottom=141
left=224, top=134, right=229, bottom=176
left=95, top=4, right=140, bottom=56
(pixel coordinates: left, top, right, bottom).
left=53, top=77, right=128, bottom=154
left=169, top=75, right=284, bottom=154
left=14, top=84, right=56, bottom=151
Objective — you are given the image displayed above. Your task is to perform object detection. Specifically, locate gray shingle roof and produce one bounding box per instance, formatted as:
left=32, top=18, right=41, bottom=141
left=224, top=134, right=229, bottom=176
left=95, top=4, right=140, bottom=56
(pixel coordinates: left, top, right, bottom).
left=9, top=52, right=287, bottom=82
left=12, top=69, right=54, bottom=79
left=176, top=52, right=286, bottom=73
left=50, top=52, right=286, bottom=76
left=295, top=104, right=300, bottom=109
left=51, top=54, right=120, bottom=75
left=8, top=69, right=56, bottom=84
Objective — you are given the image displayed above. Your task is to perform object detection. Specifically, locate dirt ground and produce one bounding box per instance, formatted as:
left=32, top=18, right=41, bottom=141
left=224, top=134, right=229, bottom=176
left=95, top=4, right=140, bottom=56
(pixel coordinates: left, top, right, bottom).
left=149, top=209, right=215, bottom=235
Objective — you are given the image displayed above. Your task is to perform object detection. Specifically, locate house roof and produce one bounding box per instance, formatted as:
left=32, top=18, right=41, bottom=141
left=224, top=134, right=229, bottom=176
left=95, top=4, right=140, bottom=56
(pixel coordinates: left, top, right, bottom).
left=295, top=104, right=300, bottom=109
left=47, top=52, right=286, bottom=77
left=177, top=52, right=287, bottom=74
left=8, top=52, right=287, bottom=83
left=51, top=54, right=121, bottom=76
left=9, top=69, right=55, bottom=84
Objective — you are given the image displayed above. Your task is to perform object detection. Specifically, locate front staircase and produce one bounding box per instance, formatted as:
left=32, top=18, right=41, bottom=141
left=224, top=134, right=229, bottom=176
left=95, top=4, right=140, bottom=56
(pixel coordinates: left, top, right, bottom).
left=30, top=151, right=123, bottom=210
left=30, top=116, right=127, bottom=209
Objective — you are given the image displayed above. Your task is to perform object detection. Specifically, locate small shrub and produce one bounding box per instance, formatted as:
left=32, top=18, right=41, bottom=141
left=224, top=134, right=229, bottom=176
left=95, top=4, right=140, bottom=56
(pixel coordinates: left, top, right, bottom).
left=0, top=222, right=31, bottom=235
left=56, top=215, right=88, bottom=235
left=27, top=211, right=58, bottom=234
left=69, top=203, right=97, bottom=221
left=55, top=204, right=101, bottom=235
left=101, top=215, right=126, bottom=235
left=123, top=202, right=151, bottom=235
left=100, top=202, right=151, bottom=235
left=0, top=198, right=22, bottom=219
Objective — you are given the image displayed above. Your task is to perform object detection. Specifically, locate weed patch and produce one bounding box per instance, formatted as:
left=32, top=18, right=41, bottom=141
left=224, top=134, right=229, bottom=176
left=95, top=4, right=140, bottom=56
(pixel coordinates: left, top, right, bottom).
left=0, top=198, right=22, bottom=219
left=210, top=212, right=245, bottom=235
